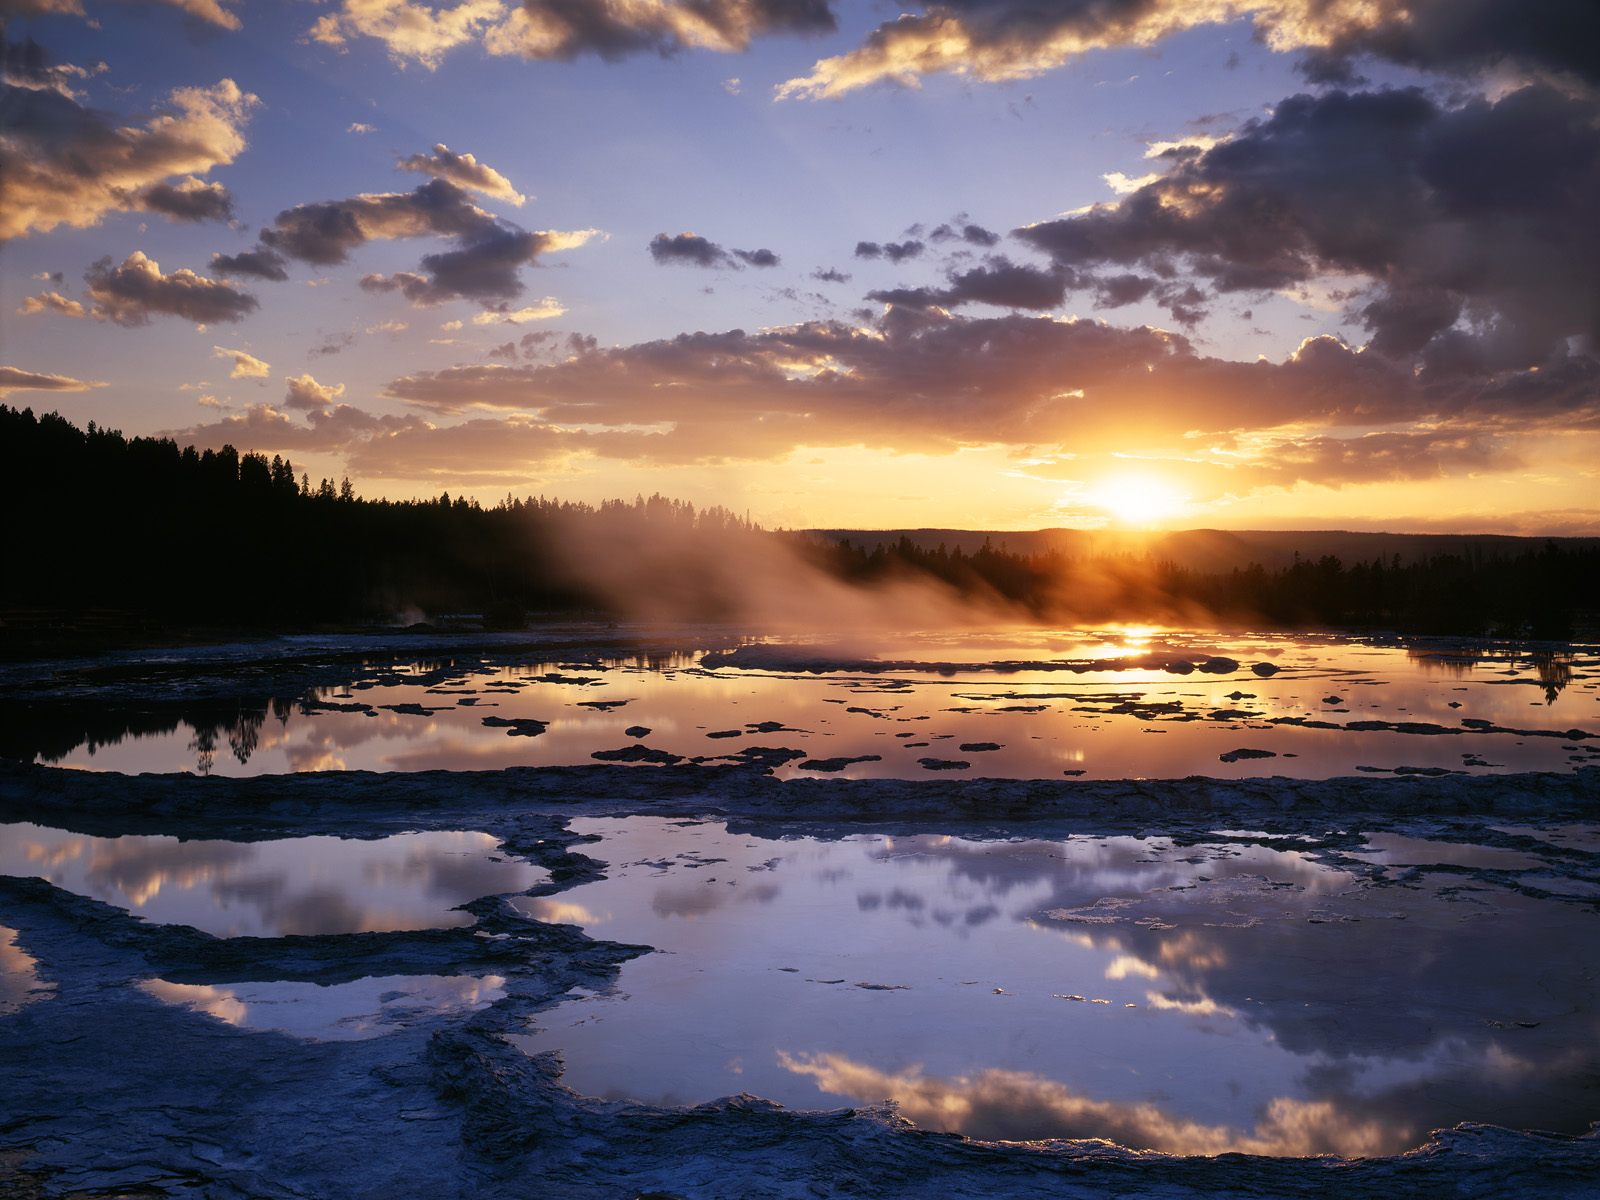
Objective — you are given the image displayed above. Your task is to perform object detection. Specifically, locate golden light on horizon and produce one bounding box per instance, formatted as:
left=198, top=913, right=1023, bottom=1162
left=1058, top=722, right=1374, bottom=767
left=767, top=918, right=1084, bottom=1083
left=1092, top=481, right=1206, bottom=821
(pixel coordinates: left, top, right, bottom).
left=1087, top=473, right=1189, bottom=527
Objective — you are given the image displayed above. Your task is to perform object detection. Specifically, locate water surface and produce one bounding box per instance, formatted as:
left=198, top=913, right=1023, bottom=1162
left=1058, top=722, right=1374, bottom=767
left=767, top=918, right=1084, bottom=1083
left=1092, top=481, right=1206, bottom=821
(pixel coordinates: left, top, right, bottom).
left=15, top=630, right=1598, bottom=780
left=0, top=825, right=544, bottom=937
left=511, top=816, right=1600, bottom=1155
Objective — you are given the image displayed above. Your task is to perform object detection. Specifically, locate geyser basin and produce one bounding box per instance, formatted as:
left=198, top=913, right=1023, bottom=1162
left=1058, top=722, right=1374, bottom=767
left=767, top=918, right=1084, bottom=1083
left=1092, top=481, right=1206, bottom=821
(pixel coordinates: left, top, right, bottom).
left=11, top=630, right=1597, bottom=780
left=511, top=816, right=1600, bottom=1156
left=0, top=825, right=544, bottom=937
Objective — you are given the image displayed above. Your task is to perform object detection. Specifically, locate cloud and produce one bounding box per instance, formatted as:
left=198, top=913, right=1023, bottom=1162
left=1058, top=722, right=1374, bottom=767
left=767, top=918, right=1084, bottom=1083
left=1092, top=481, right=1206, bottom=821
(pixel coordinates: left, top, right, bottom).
left=4, top=0, right=244, bottom=28
left=213, top=345, right=270, bottom=380
left=348, top=121, right=377, bottom=134
left=868, top=257, right=1070, bottom=311
left=481, top=0, right=836, bottom=63
left=136, top=175, right=235, bottom=223
left=210, top=247, right=290, bottom=281
left=373, top=305, right=1599, bottom=477
left=0, top=63, right=254, bottom=240
left=813, top=268, right=851, bottom=283
left=649, top=231, right=779, bottom=269
left=308, top=0, right=834, bottom=68
left=1, top=27, right=104, bottom=96
left=260, top=178, right=500, bottom=265
left=0, top=365, right=105, bottom=396
left=930, top=221, right=1001, bottom=246
left=283, top=373, right=345, bottom=410
left=256, top=178, right=595, bottom=306
left=774, top=1, right=1600, bottom=101
left=308, top=0, right=507, bottom=69
left=777, top=1051, right=1392, bottom=1156
left=85, top=252, right=259, bottom=326
left=164, top=401, right=422, bottom=455
left=854, top=239, right=923, bottom=263
left=149, top=304, right=1590, bottom=496
left=158, top=0, right=243, bottom=30
left=397, top=142, right=527, bottom=205
left=17, top=292, right=87, bottom=318
left=1017, top=84, right=1600, bottom=374
left=471, top=299, right=565, bottom=323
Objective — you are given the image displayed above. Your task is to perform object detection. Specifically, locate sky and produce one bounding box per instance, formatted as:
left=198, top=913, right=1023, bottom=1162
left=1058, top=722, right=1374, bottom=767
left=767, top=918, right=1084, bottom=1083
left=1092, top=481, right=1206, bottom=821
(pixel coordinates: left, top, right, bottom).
left=1, top=0, right=1597, bottom=532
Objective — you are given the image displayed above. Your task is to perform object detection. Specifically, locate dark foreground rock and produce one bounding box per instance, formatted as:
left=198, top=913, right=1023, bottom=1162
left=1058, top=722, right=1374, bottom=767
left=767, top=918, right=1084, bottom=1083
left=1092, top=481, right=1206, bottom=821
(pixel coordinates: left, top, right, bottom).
left=1, top=761, right=1598, bottom=1199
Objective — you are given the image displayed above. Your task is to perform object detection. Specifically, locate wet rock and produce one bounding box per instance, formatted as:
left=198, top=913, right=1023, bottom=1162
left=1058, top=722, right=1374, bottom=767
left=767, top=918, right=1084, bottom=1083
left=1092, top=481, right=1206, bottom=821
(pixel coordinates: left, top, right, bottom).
left=958, top=742, right=1002, bottom=752
left=1252, top=662, right=1281, bottom=676
left=481, top=716, right=549, bottom=737
left=1219, top=748, right=1277, bottom=764
left=917, top=758, right=971, bottom=771
left=381, top=703, right=447, bottom=717
left=1323, top=696, right=1345, bottom=705
left=590, top=745, right=683, bottom=765
left=745, top=721, right=802, bottom=734
left=1197, top=658, right=1240, bottom=674
left=623, top=726, right=652, bottom=739
left=799, top=756, right=883, bottom=773
left=705, top=730, right=742, bottom=739
left=695, top=746, right=808, bottom=773
left=578, top=700, right=630, bottom=711
left=301, top=698, right=377, bottom=714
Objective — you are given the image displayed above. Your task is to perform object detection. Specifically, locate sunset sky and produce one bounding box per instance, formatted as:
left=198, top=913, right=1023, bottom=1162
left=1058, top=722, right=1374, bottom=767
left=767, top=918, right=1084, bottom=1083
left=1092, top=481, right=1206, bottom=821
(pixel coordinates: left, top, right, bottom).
left=2, top=0, right=1596, bottom=531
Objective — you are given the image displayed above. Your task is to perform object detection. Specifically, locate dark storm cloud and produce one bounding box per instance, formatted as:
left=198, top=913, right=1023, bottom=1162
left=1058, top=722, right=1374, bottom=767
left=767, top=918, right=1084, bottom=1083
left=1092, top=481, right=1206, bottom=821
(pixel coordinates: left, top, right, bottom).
left=84, top=251, right=258, bottom=326
left=649, top=232, right=780, bottom=269
left=137, top=177, right=234, bottom=223
left=210, top=247, right=290, bottom=282
left=777, top=1, right=1600, bottom=100
left=1019, top=84, right=1600, bottom=372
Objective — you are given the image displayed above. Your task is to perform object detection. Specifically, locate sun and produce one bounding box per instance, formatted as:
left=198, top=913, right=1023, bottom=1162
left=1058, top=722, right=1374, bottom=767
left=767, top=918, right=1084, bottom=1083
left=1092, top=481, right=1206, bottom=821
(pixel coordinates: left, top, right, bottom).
left=1088, top=473, right=1188, bottom=527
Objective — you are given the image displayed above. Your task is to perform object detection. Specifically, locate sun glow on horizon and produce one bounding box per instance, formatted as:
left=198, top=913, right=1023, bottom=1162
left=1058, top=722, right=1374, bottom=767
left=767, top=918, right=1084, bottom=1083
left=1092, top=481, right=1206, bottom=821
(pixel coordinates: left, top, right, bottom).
left=1087, top=473, right=1189, bottom=527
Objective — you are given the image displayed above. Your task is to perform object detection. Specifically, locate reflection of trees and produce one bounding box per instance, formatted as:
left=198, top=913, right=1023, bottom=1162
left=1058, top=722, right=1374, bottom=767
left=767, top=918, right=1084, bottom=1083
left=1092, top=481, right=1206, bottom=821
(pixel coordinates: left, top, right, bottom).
left=1405, top=646, right=1575, bottom=703
left=1533, top=652, right=1574, bottom=704
left=0, top=698, right=281, bottom=774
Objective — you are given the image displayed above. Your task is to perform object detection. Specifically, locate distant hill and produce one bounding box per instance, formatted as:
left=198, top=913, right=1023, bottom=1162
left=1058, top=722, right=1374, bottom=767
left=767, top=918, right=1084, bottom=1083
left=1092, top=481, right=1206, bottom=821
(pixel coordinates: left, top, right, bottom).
left=806, top=528, right=1600, bottom=572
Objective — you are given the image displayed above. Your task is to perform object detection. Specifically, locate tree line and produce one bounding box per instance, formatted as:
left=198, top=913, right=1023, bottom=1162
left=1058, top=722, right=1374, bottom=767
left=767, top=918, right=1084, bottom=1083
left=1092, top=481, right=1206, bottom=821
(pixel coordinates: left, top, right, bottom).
left=2, top=406, right=1594, bottom=639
